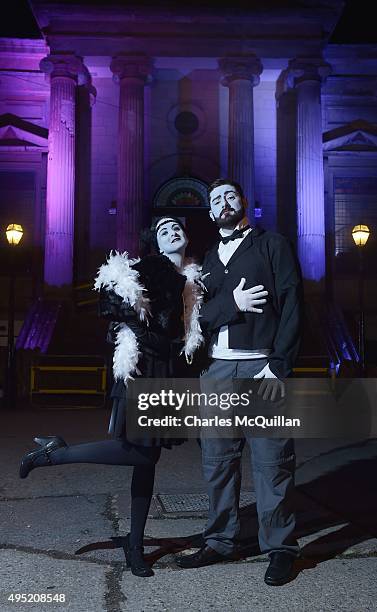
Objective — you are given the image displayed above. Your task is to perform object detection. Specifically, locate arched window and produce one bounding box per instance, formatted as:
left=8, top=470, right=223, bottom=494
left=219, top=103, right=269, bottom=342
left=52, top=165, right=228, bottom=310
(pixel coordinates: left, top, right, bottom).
left=153, top=177, right=209, bottom=209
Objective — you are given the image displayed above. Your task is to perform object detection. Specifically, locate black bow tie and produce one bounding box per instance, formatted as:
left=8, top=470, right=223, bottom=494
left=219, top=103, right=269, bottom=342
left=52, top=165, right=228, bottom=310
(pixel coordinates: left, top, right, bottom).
left=220, top=225, right=250, bottom=245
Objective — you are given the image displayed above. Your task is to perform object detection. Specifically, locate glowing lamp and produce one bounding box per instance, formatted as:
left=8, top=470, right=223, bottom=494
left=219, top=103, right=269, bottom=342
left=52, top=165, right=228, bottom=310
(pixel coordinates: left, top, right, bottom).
left=6, top=224, right=23, bottom=246
left=352, top=224, right=370, bottom=247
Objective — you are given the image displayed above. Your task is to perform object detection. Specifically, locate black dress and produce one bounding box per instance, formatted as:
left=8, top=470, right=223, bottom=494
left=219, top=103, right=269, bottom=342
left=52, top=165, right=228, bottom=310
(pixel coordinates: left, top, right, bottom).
left=99, top=255, right=189, bottom=447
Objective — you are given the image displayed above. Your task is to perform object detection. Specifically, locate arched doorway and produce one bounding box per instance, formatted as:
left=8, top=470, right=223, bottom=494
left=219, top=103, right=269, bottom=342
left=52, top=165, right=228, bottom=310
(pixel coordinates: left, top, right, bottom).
left=152, top=176, right=218, bottom=261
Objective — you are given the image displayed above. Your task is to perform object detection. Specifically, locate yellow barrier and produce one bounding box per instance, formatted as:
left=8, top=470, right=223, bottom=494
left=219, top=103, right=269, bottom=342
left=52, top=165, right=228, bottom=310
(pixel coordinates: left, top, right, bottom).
left=30, top=365, right=107, bottom=404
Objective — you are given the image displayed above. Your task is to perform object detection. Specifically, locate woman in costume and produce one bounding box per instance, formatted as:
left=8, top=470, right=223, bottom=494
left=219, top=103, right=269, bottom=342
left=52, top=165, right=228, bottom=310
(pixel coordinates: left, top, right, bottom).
left=19, top=217, right=203, bottom=577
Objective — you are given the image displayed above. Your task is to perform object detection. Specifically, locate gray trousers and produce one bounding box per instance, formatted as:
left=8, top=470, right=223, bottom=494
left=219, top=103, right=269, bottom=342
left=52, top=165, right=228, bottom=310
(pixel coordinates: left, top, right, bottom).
left=200, top=358, right=299, bottom=557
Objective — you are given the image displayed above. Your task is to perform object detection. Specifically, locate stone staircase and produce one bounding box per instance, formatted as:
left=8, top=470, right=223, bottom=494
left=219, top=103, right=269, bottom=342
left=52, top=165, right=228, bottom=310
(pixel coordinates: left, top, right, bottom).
left=15, top=295, right=111, bottom=408
left=14, top=294, right=360, bottom=408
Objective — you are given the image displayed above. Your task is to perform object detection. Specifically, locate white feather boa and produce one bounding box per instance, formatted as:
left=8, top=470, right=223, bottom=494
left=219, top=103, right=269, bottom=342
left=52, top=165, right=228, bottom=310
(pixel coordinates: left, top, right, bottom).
left=181, top=261, right=204, bottom=359
left=94, top=252, right=204, bottom=384
left=94, top=250, right=151, bottom=322
left=113, top=324, right=141, bottom=383
left=94, top=251, right=148, bottom=384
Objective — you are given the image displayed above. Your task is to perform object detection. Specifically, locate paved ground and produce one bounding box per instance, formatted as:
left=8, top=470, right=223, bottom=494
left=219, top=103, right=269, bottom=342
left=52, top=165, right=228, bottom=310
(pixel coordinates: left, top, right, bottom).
left=1, top=409, right=376, bottom=611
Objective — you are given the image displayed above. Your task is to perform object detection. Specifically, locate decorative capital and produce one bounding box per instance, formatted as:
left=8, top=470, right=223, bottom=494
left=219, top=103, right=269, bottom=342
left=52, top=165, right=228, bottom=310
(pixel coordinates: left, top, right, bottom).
left=40, top=54, right=88, bottom=83
left=110, top=54, right=153, bottom=84
left=218, top=55, right=263, bottom=87
left=285, top=58, right=332, bottom=89
left=88, top=84, right=97, bottom=107
left=275, top=69, right=289, bottom=103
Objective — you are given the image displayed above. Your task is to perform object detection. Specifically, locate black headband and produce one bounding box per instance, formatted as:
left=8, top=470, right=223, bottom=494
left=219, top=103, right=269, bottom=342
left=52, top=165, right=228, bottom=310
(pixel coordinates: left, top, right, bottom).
left=155, top=217, right=185, bottom=234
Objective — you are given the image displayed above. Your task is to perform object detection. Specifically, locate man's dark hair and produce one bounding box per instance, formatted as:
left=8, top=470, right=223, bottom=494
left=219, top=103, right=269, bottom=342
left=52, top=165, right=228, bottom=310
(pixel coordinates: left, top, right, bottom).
left=207, top=178, right=244, bottom=201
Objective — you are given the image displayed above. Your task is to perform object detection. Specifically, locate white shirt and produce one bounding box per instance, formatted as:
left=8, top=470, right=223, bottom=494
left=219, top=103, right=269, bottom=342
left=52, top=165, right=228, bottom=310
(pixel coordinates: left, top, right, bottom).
left=209, top=220, right=271, bottom=361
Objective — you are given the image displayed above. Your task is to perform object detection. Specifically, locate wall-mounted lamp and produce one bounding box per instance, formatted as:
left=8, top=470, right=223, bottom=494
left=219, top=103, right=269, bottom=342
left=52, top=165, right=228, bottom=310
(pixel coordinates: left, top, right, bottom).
left=6, top=223, right=24, bottom=246
left=352, top=224, right=371, bottom=375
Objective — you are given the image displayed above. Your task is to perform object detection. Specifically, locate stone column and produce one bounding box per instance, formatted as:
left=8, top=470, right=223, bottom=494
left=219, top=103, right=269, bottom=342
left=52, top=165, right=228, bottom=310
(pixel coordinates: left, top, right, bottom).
left=110, top=55, right=152, bottom=255
left=275, top=74, right=297, bottom=242
left=40, top=54, right=88, bottom=286
left=74, top=83, right=97, bottom=285
left=287, top=58, right=331, bottom=284
left=218, top=56, right=263, bottom=205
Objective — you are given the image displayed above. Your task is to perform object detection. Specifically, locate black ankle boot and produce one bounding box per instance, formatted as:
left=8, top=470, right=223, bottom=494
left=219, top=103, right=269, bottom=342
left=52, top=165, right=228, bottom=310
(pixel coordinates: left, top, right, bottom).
left=124, top=534, right=154, bottom=577
left=19, top=436, right=67, bottom=479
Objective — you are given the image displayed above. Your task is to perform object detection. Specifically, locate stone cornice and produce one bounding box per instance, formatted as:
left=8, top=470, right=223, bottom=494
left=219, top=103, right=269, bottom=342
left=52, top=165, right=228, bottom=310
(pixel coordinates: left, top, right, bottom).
left=323, top=120, right=377, bottom=151
left=31, top=1, right=343, bottom=34
left=0, top=38, right=48, bottom=56
left=30, top=2, right=338, bottom=58
left=0, top=113, right=48, bottom=148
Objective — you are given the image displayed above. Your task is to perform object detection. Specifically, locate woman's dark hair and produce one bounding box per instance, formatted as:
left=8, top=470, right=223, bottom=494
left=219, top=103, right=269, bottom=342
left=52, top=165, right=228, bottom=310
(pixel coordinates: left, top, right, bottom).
left=139, top=216, right=187, bottom=256
left=207, top=178, right=244, bottom=201
left=139, top=227, right=157, bottom=256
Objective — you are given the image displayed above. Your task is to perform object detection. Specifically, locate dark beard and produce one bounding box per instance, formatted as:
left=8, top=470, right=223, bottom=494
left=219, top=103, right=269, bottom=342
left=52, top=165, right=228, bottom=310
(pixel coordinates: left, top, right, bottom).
left=215, top=207, right=244, bottom=230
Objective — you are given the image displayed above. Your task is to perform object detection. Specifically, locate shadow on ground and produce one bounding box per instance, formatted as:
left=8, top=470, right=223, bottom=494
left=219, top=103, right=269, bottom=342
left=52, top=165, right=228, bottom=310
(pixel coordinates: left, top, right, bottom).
left=75, top=439, right=377, bottom=581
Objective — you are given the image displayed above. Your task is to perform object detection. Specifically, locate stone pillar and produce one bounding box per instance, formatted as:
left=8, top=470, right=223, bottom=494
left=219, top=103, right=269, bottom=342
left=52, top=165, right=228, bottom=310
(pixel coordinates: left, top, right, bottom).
left=40, top=54, right=88, bottom=286
left=275, top=74, right=297, bottom=243
left=218, top=55, right=263, bottom=205
left=110, top=55, right=152, bottom=255
left=74, top=83, right=97, bottom=285
left=287, top=58, right=331, bottom=284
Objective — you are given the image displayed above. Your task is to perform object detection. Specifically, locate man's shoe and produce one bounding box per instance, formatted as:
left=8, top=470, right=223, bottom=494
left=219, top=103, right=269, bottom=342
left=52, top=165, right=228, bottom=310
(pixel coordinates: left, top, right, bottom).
left=176, top=545, right=231, bottom=569
left=19, top=436, right=67, bottom=479
left=264, top=551, right=295, bottom=586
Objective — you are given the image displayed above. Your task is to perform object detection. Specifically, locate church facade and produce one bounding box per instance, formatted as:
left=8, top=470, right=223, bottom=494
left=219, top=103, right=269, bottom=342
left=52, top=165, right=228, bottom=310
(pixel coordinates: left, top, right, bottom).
left=1, top=1, right=376, bottom=309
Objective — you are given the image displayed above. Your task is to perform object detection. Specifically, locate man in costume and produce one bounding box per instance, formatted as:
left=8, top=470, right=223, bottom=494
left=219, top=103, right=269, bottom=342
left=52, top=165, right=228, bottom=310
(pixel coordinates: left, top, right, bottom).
left=176, top=179, right=302, bottom=586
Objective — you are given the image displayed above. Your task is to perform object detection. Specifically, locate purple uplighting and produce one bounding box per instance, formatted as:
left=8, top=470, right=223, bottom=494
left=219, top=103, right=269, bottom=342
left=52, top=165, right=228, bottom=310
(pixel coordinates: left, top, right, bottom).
left=16, top=298, right=60, bottom=353
left=0, top=2, right=375, bottom=295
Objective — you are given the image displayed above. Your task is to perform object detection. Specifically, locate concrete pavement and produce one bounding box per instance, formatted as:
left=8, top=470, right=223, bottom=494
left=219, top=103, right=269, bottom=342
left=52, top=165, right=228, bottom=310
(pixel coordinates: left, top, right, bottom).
left=0, top=409, right=376, bottom=611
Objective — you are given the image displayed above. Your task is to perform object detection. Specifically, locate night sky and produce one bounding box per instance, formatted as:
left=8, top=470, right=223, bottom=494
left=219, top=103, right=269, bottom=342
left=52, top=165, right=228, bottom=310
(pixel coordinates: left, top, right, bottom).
left=1, top=0, right=376, bottom=43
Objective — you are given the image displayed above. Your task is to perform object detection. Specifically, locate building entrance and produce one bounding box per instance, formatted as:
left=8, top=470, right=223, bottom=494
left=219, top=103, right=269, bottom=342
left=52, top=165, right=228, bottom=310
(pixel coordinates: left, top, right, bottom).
left=152, top=176, right=218, bottom=261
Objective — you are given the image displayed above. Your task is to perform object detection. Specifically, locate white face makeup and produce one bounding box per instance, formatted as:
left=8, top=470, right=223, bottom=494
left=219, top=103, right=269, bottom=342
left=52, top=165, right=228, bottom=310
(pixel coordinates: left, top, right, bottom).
left=156, top=220, right=188, bottom=256
left=209, top=184, right=244, bottom=228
